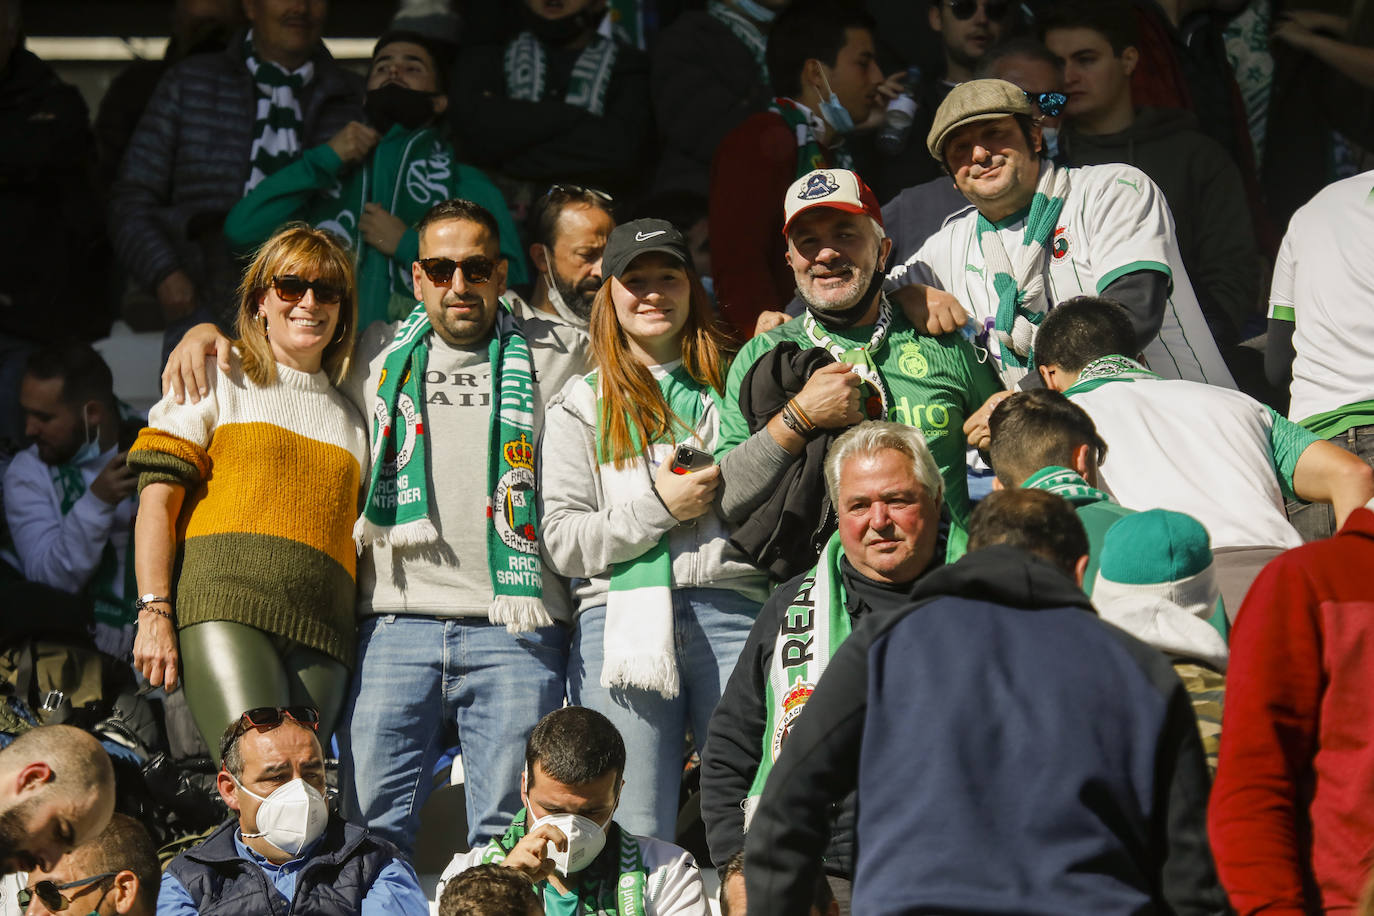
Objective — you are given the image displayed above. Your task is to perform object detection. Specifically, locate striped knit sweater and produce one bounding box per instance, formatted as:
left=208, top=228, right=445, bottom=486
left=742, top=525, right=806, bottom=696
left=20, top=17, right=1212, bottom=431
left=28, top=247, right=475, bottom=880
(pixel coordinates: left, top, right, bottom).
left=128, top=353, right=367, bottom=667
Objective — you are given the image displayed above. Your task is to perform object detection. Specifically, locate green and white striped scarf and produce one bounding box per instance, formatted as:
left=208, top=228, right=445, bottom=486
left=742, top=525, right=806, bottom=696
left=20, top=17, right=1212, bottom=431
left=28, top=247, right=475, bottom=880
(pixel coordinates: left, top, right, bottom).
left=1022, top=465, right=1114, bottom=507
left=242, top=30, right=314, bottom=193
left=768, top=97, right=855, bottom=177
left=356, top=301, right=550, bottom=632
left=1065, top=354, right=1160, bottom=395
left=975, top=158, right=1070, bottom=379
left=51, top=459, right=137, bottom=657
left=588, top=364, right=721, bottom=698
left=481, top=809, right=647, bottom=915
left=707, top=1, right=768, bottom=83
left=504, top=31, right=620, bottom=117
left=744, top=531, right=852, bottom=825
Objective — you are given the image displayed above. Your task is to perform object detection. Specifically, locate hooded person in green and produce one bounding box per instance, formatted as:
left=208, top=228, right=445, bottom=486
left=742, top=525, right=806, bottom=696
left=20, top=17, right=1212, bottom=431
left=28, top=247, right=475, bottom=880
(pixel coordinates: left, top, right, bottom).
left=224, top=30, right=527, bottom=329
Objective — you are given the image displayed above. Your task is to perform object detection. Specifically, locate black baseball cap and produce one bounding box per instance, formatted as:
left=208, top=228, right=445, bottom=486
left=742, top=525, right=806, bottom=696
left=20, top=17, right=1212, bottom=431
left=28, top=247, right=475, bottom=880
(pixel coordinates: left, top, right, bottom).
left=601, top=218, right=691, bottom=281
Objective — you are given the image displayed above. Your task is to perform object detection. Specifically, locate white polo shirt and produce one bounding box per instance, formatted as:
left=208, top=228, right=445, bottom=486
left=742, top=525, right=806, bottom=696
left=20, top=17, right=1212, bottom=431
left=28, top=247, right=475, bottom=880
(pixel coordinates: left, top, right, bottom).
left=1268, top=170, right=1374, bottom=434
left=892, top=162, right=1235, bottom=389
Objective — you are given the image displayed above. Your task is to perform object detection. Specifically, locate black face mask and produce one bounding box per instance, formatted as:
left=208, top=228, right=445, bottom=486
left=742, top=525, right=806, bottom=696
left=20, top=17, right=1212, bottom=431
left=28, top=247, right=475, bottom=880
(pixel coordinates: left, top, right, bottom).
left=518, top=3, right=602, bottom=47
left=364, top=84, right=437, bottom=133
left=810, top=269, right=886, bottom=330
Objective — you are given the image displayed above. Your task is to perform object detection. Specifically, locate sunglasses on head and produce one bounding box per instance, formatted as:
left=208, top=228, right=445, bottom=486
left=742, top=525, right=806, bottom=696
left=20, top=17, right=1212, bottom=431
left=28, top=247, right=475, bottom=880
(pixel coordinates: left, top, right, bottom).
left=219, top=705, right=320, bottom=761
left=418, top=255, right=496, bottom=286
left=18, top=873, right=118, bottom=911
left=271, top=275, right=343, bottom=305
left=543, top=183, right=614, bottom=206
left=1025, top=90, right=1068, bottom=118
left=945, top=0, right=1010, bottom=20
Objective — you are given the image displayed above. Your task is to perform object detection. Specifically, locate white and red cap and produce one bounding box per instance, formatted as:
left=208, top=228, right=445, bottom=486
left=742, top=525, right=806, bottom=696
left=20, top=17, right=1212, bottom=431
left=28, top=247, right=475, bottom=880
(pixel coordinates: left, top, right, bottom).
left=781, top=168, right=883, bottom=236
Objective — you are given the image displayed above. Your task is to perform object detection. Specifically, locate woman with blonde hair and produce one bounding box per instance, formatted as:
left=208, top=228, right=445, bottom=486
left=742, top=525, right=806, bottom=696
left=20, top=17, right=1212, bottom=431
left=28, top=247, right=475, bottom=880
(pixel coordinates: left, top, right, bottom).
left=540, top=218, right=769, bottom=840
left=129, top=223, right=367, bottom=753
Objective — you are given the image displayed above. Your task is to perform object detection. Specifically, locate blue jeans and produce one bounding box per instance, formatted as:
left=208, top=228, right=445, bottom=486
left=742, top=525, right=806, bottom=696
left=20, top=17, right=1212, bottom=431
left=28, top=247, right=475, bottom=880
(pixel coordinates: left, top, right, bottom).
left=338, top=615, right=569, bottom=854
left=568, top=587, right=759, bottom=841
left=1287, top=424, right=1374, bottom=541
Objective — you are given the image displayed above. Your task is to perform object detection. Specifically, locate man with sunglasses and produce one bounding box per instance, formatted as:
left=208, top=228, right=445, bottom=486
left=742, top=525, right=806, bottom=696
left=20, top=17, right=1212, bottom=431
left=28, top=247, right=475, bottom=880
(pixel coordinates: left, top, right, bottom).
left=158, top=706, right=427, bottom=915
left=18, top=813, right=157, bottom=916
left=223, top=29, right=527, bottom=330
left=1041, top=1, right=1261, bottom=386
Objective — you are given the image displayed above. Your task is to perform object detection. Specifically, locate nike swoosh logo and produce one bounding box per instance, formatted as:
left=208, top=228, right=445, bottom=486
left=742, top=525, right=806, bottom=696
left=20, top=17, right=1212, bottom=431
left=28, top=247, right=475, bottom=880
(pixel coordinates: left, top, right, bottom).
left=634, top=230, right=667, bottom=241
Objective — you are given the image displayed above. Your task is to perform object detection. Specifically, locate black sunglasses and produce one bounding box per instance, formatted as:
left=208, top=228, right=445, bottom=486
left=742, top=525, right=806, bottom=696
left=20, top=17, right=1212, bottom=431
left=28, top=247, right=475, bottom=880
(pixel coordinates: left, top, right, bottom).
left=219, top=705, right=320, bottom=761
left=419, top=255, right=496, bottom=286
left=945, top=0, right=1010, bottom=20
left=18, top=873, right=118, bottom=911
left=1025, top=90, right=1068, bottom=118
left=271, top=275, right=344, bottom=305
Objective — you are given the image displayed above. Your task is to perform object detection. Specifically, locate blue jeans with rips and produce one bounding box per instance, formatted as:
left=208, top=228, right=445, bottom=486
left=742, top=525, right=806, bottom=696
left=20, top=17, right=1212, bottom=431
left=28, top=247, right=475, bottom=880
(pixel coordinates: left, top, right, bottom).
left=338, top=614, right=569, bottom=854
left=568, top=586, right=759, bottom=841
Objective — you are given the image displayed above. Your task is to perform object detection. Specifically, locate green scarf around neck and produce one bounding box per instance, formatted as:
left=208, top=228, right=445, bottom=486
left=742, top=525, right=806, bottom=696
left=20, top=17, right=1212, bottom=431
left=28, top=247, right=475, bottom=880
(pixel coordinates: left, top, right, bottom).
left=768, top=97, right=854, bottom=177
left=1064, top=354, right=1161, bottom=395
left=51, top=459, right=136, bottom=633
left=504, top=32, right=620, bottom=117
left=1021, top=466, right=1114, bottom=507
left=744, top=531, right=853, bottom=821
left=355, top=300, right=549, bottom=631
left=481, top=809, right=648, bottom=915
left=242, top=30, right=313, bottom=193
left=707, top=1, right=768, bottom=83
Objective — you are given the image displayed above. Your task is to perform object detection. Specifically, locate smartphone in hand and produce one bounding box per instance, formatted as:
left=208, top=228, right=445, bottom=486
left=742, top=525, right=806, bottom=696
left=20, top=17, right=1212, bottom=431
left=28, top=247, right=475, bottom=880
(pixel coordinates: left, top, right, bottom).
left=669, top=444, right=715, bottom=475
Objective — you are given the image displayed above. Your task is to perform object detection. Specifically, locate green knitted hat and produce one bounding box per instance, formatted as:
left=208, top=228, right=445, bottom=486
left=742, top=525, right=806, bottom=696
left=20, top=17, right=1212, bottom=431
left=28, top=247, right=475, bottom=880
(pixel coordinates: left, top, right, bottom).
left=1099, top=509, right=1212, bottom=585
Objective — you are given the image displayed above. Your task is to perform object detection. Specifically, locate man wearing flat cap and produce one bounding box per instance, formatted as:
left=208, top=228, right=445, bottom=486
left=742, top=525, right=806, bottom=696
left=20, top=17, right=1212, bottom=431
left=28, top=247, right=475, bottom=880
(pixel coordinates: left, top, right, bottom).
left=887, top=78, right=1234, bottom=438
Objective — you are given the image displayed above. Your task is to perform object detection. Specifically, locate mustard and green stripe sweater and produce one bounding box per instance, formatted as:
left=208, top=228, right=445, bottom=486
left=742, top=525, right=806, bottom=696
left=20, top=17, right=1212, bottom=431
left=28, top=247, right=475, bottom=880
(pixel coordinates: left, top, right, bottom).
left=129, top=354, right=367, bottom=667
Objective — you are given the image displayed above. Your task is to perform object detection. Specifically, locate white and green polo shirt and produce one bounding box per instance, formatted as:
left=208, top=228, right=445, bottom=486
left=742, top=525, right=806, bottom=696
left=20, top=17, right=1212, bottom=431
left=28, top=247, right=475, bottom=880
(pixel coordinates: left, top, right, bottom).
left=895, top=162, right=1235, bottom=389
left=1268, top=170, right=1374, bottom=437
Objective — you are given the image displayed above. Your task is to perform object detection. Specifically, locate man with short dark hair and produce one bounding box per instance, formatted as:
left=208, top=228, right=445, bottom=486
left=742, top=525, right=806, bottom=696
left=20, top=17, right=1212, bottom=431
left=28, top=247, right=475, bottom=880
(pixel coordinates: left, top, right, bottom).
left=703, top=421, right=944, bottom=912
left=1034, top=296, right=1374, bottom=617
left=20, top=813, right=159, bottom=916
left=109, top=0, right=364, bottom=355
left=158, top=707, right=427, bottom=914
left=987, top=388, right=1129, bottom=592
left=520, top=183, right=615, bottom=330
left=437, top=707, right=708, bottom=915
left=889, top=77, right=1234, bottom=393
left=5, top=344, right=141, bottom=658
left=708, top=0, right=891, bottom=334
left=1041, top=0, right=1260, bottom=364
left=743, top=487, right=1230, bottom=915
left=0, top=724, right=115, bottom=876
left=437, top=863, right=541, bottom=916
left=223, top=30, right=526, bottom=328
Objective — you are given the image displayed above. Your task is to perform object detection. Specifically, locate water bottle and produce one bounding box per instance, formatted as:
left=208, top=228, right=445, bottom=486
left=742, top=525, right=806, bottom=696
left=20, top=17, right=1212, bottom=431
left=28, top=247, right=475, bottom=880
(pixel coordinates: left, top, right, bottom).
left=876, top=66, right=922, bottom=155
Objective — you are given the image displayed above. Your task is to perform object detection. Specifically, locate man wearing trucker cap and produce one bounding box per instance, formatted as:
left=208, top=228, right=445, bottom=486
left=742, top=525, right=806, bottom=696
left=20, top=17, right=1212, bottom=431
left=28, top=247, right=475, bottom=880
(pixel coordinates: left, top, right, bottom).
left=714, top=167, right=1002, bottom=563
left=887, top=78, right=1234, bottom=406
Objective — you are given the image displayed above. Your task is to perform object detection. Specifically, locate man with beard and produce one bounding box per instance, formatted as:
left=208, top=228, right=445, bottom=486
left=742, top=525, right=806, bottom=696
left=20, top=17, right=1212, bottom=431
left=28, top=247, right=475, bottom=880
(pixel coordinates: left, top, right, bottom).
left=522, top=184, right=614, bottom=330
left=18, top=813, right=158, bottom=916
left=715, top=168, right=1002, bottom=562
left=224, top=30, right=525, bottom=329
left=0, top=725, right=115, bottom=876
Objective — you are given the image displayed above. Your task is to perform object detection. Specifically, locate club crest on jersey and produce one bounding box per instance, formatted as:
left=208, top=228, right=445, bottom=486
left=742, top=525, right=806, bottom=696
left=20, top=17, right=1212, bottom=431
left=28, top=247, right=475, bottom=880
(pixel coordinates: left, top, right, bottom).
left=898, top=341, right=929, bottom=378
left=798, top=171, right=841, bottom=200
left=1052, top=226, right=1071, bottom=260
left=769, top=680, right=816, bottom=762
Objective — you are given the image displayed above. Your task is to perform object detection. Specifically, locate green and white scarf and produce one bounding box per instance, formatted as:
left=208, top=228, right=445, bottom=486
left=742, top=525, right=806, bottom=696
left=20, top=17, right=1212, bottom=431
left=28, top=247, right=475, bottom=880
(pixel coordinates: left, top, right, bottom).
left=1022, top=466, right=1114, bottom=507
left=975, top=158, right=1071, bottom=378
left=744, top=531, right=852, bottom=825
left=51, top=459, right=137, bottom=656
left=243, top=30, right=314, bottom=193
left=504, top=32, right=620, bottom=117
left=707, top=1, right=768, bottom=83
left=608, top=0, right=643, bottom=48
left=1065, top=354, right=1160, bottom=395
left=481, top=809, right=648, bottom=916
left=768, top=98, right=855, bottom=177
left=356, top=301, right=550, bottom=632
left=588, top=365, right=721, bottom=698
left=802, top=295, right=894, bottom=420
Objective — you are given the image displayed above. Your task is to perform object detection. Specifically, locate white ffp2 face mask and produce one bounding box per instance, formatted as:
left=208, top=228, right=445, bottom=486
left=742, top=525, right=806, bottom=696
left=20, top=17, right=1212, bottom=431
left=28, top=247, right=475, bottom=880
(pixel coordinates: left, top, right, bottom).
left=234, top=775, right=329, bottom=858
left=529, top=812, right=608, bottom=875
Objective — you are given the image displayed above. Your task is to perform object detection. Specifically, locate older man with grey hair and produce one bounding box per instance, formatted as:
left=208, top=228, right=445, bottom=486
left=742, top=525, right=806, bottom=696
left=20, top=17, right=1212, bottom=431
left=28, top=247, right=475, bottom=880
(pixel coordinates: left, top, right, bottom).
left=702, top=420, right=944, bottom=914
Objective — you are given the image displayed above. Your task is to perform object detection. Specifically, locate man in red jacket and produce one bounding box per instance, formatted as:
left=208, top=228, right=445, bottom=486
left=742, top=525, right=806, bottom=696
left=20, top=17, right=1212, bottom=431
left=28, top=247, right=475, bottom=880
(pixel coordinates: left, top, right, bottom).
left=707, top=0, right=891, bottom=337
left=1209, top=504, right=1374, bottom=913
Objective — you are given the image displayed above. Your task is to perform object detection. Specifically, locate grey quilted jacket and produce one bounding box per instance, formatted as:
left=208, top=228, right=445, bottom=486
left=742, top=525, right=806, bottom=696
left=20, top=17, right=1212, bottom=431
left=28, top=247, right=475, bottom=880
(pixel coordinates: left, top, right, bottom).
left=108, top=32, right=363, bottom=321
